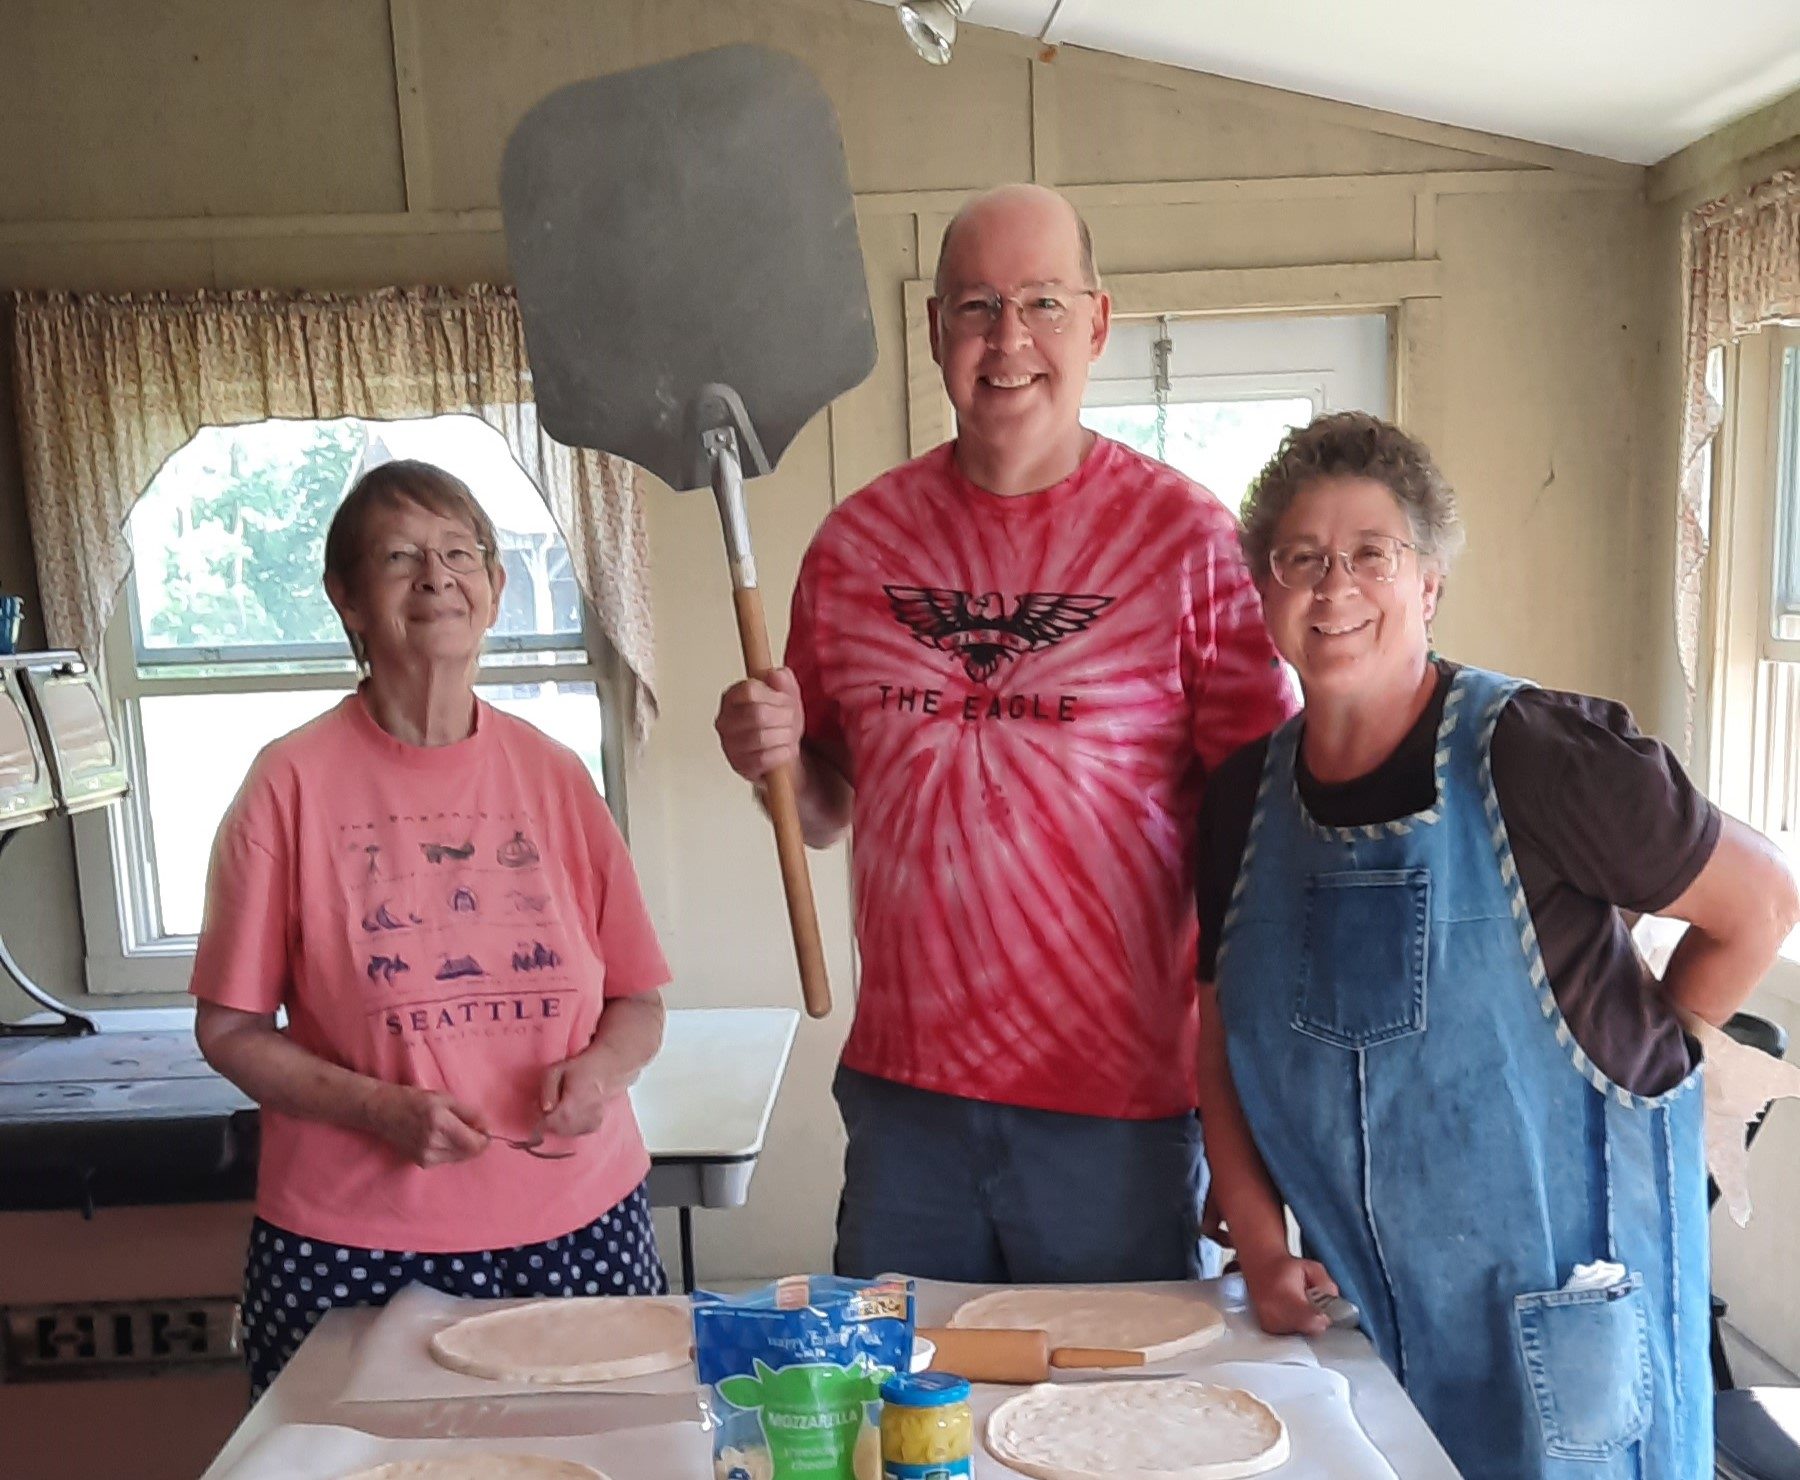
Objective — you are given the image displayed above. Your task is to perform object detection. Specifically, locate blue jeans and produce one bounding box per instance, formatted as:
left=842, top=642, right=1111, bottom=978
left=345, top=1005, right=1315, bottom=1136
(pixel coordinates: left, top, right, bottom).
left=832, top=1066, right=1219, bottom=1283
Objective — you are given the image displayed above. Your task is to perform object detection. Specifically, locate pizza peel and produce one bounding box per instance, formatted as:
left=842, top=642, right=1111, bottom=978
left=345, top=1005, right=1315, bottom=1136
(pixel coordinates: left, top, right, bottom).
left=501, top=46, right=878, bottom=1019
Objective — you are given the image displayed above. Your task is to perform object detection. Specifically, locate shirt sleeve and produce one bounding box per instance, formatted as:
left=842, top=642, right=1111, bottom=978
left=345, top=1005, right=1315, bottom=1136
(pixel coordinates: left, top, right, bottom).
left=1492, top=689, right=1723, bottom=914
left=188, top=768, right=293, bottom=1014
left=578, top=783, right=673, bottom=1000
left=1185, top=518, right=1299, bottom=774
left=784, top=539, right=851, bottom=778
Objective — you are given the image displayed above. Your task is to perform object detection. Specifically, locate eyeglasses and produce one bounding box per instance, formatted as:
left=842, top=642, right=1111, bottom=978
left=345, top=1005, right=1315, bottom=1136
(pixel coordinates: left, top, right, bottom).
left=939, top=284, right=1098, bottom=338
left=373, top=542, right=490, bottom=577
left=1268, top=534, right=1419, bottom=590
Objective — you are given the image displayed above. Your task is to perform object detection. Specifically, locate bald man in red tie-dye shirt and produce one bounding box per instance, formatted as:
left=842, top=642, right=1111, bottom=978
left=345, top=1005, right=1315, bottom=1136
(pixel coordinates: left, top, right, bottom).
left=716, top=185, right=1293, bottom=1282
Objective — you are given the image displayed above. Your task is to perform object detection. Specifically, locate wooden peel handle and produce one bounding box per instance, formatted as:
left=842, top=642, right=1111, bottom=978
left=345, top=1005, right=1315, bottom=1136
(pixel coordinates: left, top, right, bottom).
left=731, top=584, right=831, bottom=1020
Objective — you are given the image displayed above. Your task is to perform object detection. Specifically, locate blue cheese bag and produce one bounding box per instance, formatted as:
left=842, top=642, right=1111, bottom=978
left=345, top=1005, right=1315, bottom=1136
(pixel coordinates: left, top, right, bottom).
left=693, top=1275, right=915, bottom=1480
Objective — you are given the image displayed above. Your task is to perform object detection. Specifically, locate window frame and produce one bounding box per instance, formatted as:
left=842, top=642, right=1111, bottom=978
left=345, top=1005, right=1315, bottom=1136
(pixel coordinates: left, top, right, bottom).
left=1081, top=312, right=1394, bottom=525
left=1701, top=323, right=1800, bottom=996
left=1081, top=369, right=1334, bottom=412
left=1086, top=307, right=1393, bottom=419
left=72, top=434, right=631, bottom=997
left=900, top=260, right=1444, bottom=459
left=1704, top=328, right=1800, bottom=796
left=1772, top=340, right=1800, bottom=640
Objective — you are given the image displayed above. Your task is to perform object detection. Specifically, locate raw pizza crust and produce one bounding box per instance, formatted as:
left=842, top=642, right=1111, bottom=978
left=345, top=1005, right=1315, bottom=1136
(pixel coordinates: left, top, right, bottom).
left=948, top=1287, right=1225, bottom=1364
left=338, top=1459, right=604, bottom=1479
left=985, top=1378, right=1289, bottom=1480
left=427, top=1297, right=691, bottom=1384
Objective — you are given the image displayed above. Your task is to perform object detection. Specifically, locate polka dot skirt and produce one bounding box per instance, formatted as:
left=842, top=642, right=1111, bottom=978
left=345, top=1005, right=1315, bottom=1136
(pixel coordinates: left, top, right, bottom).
left=240, top=1178, right=667, bottom=1396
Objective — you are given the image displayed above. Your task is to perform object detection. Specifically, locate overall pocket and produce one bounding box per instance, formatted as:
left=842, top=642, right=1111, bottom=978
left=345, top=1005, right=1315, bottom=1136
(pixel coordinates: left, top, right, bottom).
left=1512, top=1274, right=1653, bottom=1460
left=1294, top=868, right=1430, bottom=1048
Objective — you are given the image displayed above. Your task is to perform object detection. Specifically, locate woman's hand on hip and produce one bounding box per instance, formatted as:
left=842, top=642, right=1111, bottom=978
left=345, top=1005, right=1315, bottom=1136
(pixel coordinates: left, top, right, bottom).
left=1238, top=1248, right=1335, bottom=1337
left=365, top=1082, right=491, bottom=1167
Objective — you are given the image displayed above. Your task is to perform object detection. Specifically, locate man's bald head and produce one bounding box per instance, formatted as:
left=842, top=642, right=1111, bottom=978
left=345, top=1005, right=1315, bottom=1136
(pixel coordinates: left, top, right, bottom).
left=932, top=184, right=1098, bottom=298
left=926, top=182, right=1111, bottom=484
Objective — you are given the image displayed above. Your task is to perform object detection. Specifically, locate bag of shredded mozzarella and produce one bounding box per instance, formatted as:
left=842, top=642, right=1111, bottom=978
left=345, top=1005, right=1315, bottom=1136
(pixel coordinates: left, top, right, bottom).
left=693, top=1274, right=915, bottom=1480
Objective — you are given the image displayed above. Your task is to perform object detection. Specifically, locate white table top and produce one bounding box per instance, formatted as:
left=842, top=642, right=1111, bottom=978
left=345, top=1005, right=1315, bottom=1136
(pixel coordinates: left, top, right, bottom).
left=198, top=1275, right=1459, bottom=1480
left=16, top=1004, right=800, bottom=1165
left=629, top=1006, right=798, bottom=1161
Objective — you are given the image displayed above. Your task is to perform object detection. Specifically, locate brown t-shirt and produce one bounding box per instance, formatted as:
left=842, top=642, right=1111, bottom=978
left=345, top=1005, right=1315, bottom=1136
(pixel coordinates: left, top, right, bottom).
left=1195, top=662, right=1721, bottom=1097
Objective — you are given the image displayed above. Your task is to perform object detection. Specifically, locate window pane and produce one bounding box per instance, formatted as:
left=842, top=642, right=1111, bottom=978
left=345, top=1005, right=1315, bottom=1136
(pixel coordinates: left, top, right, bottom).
left=129, top=414, right=584, bottom=660
left=1772, top=348, right=1800, bottom=635
left=477, top=681, right=606, bottom=794
left=139, top=681, right=604, bottom=937
left=130, top=423, right=358, bottom=651
left=138, top=689, right=349, bottom=936
left=1083, top=399, right=1315, bottom=512
left=1751, top=657, right=1800, bottom=961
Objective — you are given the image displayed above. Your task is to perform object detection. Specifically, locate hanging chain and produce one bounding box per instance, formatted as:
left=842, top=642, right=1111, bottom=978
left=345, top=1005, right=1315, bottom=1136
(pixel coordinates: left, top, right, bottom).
left=1152, top=314, right=1174, bottom=463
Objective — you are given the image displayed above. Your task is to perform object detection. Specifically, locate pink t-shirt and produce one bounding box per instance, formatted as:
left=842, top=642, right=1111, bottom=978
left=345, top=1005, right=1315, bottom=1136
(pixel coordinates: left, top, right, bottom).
left=190, top=693, right=671, bottom=1252
left=788, top=437, right=1294, bottom=1119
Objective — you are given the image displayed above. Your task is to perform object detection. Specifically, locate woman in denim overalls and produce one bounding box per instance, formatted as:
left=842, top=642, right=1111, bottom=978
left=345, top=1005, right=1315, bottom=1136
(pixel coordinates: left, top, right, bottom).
left=1197, top=413, right=1798, bottom=1479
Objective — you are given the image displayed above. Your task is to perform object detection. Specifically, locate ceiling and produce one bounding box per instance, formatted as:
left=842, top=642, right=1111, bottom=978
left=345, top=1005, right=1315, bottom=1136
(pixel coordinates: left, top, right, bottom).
left=865, top=0, right=1800, bottom=165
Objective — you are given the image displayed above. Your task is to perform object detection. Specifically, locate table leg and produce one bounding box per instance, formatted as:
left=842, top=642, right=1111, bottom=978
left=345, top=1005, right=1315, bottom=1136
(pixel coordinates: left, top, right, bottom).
left=679, top=1206, right=696, bottom=1293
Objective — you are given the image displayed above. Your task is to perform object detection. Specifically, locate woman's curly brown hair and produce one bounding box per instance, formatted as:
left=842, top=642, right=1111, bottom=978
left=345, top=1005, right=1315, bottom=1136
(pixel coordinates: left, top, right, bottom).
left=1239, top=412, right=1464, bottom=581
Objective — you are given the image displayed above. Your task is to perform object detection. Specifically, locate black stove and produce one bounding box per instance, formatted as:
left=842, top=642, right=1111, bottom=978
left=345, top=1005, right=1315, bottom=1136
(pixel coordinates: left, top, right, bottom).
left=0, top=1028, right=257, bottom=1213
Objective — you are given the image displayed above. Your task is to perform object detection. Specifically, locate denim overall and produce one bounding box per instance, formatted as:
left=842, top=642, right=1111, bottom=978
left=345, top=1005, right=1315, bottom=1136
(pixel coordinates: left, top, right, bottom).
left=1216, top=666, right=1709, bottom=1479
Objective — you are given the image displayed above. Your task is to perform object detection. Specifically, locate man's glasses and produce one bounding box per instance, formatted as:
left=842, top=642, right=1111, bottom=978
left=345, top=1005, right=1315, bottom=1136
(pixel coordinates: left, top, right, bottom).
left=373, top=542, right=489, bottom=577
left=939, top=284, right=1098, bottom=338
left=1268, top=534, right=1418, bottom=590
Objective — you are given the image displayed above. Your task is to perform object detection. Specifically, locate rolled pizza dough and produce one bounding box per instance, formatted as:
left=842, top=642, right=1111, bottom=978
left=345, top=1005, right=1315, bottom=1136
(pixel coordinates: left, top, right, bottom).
left=338, top=1460, right=603, bottom=1479
left=948, top=1287, right=1225, bottom=1364
left=427, top=1297, right=691, bottom=1384
left=985, top=1378, right=1289, bottom=1480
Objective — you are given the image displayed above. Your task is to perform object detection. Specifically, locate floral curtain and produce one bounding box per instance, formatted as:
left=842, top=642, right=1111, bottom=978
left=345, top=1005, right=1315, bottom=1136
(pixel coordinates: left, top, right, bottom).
left=1677, top=170, right=1800, bottom=725
left=9, top=285, right=657, bottom=742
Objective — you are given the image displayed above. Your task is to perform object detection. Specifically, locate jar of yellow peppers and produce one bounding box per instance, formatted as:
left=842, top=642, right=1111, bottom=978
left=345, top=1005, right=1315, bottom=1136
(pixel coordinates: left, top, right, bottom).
left=879, top=1371, right=973, bottom=1479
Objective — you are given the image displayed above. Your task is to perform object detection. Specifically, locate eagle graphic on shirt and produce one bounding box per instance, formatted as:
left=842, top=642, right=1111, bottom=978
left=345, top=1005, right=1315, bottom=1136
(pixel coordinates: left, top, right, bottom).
left=883, top=585, right=1115, bottom=683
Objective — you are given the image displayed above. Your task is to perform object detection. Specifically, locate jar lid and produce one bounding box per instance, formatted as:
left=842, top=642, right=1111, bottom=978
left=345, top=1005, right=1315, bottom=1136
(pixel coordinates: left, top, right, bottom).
left=881, top=1370, right=971, bottom=1407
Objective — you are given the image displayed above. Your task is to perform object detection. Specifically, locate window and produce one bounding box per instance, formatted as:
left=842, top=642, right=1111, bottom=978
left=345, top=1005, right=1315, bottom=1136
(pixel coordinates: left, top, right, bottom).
left=1741, top=339, right=1800, bottom=857
left=1771, top=345, right=1800, bottom=641
left=1083, top=312, right=1392, bottom=512
left=1705, top=325, right=1800, bottom=965
left=1077, top=311, right=1390, bottom=706
left=75, top=415, right=620, bottom=991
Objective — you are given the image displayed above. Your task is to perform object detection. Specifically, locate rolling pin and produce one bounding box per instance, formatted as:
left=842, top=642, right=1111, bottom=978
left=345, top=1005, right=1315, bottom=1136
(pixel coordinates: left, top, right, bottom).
left=917, top=1327, right=1147, bottom=1384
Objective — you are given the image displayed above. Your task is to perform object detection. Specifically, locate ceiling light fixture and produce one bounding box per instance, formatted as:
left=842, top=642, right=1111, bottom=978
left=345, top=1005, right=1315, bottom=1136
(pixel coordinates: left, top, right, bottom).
left=899, top=0, right=970, bottom=66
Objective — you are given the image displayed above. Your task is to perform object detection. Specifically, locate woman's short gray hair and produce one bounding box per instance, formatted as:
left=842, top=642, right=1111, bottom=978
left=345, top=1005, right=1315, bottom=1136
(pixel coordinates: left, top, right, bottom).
left=323, top=459, right=502, bottom=670
left=1239, top=412, right=1464, bottom=581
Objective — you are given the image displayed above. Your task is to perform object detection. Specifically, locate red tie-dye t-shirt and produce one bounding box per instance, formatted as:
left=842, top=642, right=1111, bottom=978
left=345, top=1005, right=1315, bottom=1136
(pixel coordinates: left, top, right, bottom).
left=786, top=437, right=1294, bottom=1119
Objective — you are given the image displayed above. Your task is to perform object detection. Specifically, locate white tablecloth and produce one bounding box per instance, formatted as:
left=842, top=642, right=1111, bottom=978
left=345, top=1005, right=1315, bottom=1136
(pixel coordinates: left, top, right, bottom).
left=198, top=1275, right=1460, bottom=1480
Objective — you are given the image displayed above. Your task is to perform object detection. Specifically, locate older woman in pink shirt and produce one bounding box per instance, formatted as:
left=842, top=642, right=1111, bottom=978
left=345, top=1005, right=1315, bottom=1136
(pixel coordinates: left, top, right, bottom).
left=192, top=459, right=670, bottom=1396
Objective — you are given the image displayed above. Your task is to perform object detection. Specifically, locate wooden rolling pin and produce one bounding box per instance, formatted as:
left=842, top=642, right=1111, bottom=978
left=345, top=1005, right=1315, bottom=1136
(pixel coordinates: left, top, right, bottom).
left=918, top=1327, right=1147, bottom=1384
